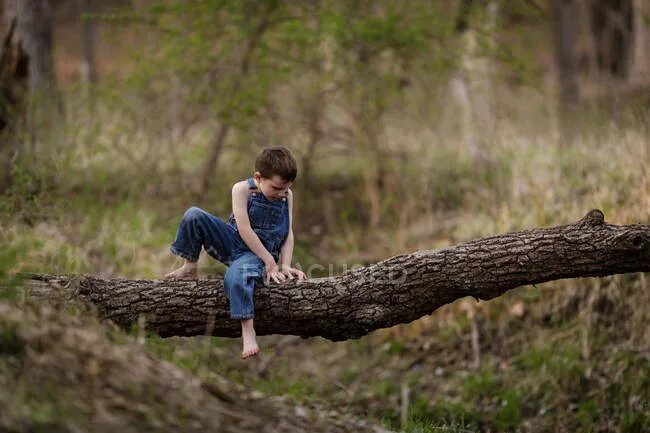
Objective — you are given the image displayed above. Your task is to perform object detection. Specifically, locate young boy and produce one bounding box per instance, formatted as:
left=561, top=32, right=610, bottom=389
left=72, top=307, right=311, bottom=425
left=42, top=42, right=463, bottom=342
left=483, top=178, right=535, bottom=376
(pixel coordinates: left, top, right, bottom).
left=164, top=146, right=306, bottom=359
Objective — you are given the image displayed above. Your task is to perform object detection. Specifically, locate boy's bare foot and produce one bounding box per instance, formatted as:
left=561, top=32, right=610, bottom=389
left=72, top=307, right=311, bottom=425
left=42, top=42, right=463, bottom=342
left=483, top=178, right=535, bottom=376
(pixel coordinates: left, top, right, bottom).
left=241, top=319, right=259, bottom=359
left=164, top=262, right=198, bottom=280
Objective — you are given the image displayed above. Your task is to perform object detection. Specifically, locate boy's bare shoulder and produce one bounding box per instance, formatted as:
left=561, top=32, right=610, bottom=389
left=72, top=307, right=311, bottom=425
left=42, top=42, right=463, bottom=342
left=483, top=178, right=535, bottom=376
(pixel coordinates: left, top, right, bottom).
left=232, top=180, right=249, bottom=194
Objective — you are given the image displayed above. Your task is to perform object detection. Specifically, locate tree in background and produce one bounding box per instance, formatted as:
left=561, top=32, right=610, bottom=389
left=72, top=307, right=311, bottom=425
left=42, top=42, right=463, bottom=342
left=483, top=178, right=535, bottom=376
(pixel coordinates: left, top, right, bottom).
left=0, top=0, right=28, bottom=135
left=448, top=0, right=500, bottom=159
left=0, top=0, right=57, bottom=190
left=590, top=0, right=635, bottom=80
left=197, top=0, right=284, bottom=194
left=323, top=0, right=455, bottom=231
left=80, top=0, right=97, bottom=107
left=551, top=0, right=580, bottom=143
left=113, top=0, right=318, bottom=195
left=5, top=0, right=56, bottom=100
left=558, top=0, right=648, bottom=94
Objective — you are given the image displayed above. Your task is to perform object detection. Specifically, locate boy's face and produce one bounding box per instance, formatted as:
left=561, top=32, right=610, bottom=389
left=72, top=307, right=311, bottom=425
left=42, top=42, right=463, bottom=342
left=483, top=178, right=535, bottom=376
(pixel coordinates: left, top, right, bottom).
left=254, top=173, right=292, bottom=201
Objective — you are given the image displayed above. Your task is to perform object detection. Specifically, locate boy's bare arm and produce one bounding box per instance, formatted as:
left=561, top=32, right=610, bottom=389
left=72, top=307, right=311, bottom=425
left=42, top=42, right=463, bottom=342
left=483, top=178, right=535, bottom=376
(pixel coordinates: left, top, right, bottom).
left=279, top=189, right=295, bottom=268
left=280, top=190, right=306, bottom=280
left=232, top=181, right=275, bottom=267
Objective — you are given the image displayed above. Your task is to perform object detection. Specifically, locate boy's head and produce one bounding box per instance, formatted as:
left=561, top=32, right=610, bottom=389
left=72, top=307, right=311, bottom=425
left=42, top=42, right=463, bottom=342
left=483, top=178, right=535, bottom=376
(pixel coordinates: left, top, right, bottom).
left=255, top=146, right=297, bottom=182
left=253, top=146, right=297, bottom=200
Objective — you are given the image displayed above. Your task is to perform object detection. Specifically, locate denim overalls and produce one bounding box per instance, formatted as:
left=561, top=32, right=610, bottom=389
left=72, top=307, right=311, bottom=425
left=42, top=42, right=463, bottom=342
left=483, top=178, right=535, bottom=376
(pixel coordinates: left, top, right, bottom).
left=169, top=177, right=290, bottom=319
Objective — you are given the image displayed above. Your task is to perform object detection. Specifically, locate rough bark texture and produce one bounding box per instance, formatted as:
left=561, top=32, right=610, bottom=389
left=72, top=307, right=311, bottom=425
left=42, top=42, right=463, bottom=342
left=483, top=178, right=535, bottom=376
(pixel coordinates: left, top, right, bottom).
left=25, top=210, right=650, bottom=341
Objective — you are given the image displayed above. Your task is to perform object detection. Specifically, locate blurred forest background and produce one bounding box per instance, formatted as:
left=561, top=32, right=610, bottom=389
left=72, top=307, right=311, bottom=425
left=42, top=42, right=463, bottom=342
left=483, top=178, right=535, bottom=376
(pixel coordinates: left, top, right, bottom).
left=0, top=0, right=649, bottom=432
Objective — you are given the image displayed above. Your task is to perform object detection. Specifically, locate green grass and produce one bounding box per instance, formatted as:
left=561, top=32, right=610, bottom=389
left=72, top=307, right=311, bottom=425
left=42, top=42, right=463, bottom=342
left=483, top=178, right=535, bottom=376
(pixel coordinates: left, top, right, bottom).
left=0, top=321, right=23, bottom=356
left=404, top=398, right=477, bottom=432
left=1, top=79, right=648, bottom=433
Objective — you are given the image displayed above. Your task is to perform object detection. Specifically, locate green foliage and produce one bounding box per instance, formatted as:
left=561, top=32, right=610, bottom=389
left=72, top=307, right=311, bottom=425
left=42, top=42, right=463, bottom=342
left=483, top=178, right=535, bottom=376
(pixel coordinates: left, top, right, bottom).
left=373, top=379, right=397, bottom=397
left=108, top=0, right=315, bottom=136
left=515, top=342, right=585, bottom=392
left=145, top=334, right=227, bottom=376
left=409, top=398, right=477, bottom=431
left=0, top=242, right=28, bottom=301
left=460, top=366, right=523, bottom=430
left=463, top=367, right=498, bottom=400
left=385, top=340, right=407, bottom=355
left=622, top=411, right=650, bottom=433
left=494, top=387, right=522, bottom=431
left=577, top=399, right=598, bottom=432
left=1, top=2, right=649, bottom=431
left=0, top=321, right=23, bottom=356
left=248, top=364, right=319, bottom=402
left=0, top=162, right=43, bottom=221
left=339, top=368, right=358, bottom=386
left=426, top=149, right=475, bottom=210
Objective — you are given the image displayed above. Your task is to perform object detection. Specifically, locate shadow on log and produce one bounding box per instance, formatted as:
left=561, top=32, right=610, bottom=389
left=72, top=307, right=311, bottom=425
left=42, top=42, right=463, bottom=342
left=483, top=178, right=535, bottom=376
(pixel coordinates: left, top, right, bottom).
left=23, top=210, right=650, bottom=341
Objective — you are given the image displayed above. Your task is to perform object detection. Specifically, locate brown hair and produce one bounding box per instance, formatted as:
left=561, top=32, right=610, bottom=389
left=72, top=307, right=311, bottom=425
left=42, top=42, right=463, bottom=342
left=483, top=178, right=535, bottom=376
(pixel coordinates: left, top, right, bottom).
left=255, top=146, right=297, bottom=182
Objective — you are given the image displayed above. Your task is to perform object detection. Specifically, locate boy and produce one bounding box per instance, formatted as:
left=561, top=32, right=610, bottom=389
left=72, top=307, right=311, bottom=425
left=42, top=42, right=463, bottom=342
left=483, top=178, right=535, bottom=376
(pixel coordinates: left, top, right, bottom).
left=164, top=146, right=306, bottom=359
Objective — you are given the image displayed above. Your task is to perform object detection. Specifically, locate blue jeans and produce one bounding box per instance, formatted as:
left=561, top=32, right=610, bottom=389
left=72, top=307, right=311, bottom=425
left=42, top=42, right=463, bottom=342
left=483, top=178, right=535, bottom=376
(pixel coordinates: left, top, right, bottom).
left=170, top=206, right=265, bottom=320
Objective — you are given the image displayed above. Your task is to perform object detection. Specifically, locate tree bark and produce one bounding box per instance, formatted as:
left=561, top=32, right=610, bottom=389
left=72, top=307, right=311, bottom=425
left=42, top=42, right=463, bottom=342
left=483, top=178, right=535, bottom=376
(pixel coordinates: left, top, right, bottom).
left=13, top=0, right=55, bottom=96
left=628, top=0, right=649, bottom=86
left=2, top=0, right=58, bottom=145
left=590, top=0, right=635, bottom=79
left=80, top=0, right=97, bottom=85
left=25, top=210, right=650, bottom=341
left=0, top=0, right=27, bottom=191
left=0, top=0, right=28, bottom=134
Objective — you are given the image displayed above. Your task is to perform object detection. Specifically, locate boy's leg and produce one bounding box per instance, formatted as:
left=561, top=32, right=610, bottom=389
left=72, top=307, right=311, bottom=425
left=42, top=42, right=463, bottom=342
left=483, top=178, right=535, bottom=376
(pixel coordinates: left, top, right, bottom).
left=224, top=252, right=265, bottom=359
left=240, top=318, right=258, bottom=359
left=166, top=206, right=239, bottom=279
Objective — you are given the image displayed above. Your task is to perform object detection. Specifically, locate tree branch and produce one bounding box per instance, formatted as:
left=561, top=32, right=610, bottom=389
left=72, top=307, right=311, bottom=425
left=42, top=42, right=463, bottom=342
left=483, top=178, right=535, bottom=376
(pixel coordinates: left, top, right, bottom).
left=25, top=210, right=650, bottom=341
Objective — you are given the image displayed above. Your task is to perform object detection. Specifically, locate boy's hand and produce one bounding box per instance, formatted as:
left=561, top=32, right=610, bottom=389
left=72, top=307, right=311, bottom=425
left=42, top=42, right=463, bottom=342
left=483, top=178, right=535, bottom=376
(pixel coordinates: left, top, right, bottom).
left=279, top=264, right=307, bottom=281
left=264, top=261, right=286, bottom=284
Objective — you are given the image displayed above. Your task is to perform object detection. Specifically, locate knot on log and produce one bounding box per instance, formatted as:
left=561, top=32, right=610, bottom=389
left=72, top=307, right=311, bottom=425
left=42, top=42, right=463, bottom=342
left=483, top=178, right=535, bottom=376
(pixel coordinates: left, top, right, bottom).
left=629, top=234, right=649, bottom=253
left=577, top=209, right=605, bottom=228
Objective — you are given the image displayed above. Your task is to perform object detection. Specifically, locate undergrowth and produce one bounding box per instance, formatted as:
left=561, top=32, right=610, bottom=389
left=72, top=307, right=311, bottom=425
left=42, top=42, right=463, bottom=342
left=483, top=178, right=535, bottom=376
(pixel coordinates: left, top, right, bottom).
left=1, top=89, right=648, bottom=432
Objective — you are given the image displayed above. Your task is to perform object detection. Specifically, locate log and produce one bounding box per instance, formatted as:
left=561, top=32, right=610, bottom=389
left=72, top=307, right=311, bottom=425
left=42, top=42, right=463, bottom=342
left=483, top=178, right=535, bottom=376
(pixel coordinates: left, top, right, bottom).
left=24, top=209, right=650, bottom=341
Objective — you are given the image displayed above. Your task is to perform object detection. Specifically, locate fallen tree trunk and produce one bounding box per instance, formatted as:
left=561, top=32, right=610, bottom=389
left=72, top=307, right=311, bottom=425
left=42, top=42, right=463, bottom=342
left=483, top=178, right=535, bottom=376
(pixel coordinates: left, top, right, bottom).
left=25, top=210, right=650, bottom=341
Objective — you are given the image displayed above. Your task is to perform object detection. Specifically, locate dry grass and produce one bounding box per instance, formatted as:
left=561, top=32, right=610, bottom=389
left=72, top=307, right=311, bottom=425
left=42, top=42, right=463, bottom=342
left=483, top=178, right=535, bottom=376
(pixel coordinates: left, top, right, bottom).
left=1, top=85, right=648, bottom=432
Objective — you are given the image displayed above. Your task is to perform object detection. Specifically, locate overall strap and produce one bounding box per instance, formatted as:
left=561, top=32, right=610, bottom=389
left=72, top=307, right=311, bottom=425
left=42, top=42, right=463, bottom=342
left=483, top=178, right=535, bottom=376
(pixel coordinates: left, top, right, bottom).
left=247, top=177, right=258, bottom=190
